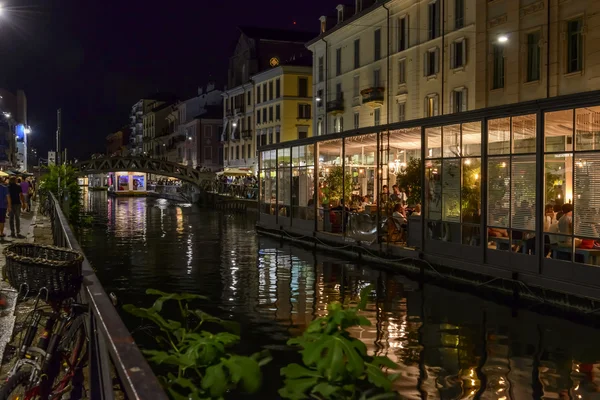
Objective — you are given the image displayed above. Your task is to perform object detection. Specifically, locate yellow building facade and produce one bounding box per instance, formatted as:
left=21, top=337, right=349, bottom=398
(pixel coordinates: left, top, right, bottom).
left=252, top=65, right=313, bottom=147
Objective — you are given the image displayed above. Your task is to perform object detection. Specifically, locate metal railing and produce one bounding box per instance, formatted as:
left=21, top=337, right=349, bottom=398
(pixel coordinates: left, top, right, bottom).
left=48, top=193, right=168, bottom=400
left=206, top=181, right=258, bottom=200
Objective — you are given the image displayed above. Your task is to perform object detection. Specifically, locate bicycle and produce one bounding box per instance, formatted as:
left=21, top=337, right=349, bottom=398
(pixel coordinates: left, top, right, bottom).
left=0, top=289, right=88, bottom=400
left=0, top=244, right=87, bottom=400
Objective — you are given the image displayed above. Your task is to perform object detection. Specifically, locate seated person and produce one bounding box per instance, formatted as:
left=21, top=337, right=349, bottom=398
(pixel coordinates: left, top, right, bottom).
left=391, top=204, right=407, bottom=230
left=411, top=204, right=422, bottom=216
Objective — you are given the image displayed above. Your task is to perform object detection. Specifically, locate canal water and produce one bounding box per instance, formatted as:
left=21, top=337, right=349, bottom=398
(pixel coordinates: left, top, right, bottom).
left=78, top=191, right=600, bottom=399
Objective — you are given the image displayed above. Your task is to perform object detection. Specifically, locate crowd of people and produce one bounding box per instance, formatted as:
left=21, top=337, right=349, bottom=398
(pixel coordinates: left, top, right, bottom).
left=0, top=176, right=35, bottom=240
left=213, top=175, right=258, bottom=199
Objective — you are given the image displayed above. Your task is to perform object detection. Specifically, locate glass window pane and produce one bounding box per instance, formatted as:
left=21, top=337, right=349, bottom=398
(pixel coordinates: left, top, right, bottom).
left=462, top=121, right=481, bottom=157
left=545, top=109, right=573, bottom=152
left=544, top=154, right=572, bottom=232
left=426, top=127, right=442, bottom=158
left=462, top=158, right=481, bottom=222
left=425, top=159, right=442, bottom=220
left=488, top=117, right=510, bottom=155
left=575, top=106, right=600, bottom=151
left=574, top=153, right=600, bottom=238
left=443, top=124, right=461, bottom=158
left=511, top=155, right=536, bottom=230
left=488, top=157, right=510, bottom=228
left=512, top=114, right=536, bottom=154
left=306, top=144, right=315, bottom=166
left=442, top=159, right=461, bottom=222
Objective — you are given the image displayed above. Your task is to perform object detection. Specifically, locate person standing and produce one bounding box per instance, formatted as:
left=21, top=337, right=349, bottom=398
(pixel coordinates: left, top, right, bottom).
left=7, top=177, right=25, bottom=238
left=20, top=177, right=30, bottom=212
left=0, top=178, right=8, bottom=239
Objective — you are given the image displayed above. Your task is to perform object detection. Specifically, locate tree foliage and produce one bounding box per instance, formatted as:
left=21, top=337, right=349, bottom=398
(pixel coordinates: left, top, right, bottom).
left=323, top=166, right=354, bottom=204
left=39, top=164, right=83, bottom=223
left=395, top=158, right=422, bottom=206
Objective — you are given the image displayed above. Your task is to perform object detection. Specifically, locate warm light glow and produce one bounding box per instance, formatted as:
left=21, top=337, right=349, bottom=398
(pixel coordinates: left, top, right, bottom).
left=474, top=173, right=479, bottom=180
left=501, top=162, right=507, bottom=168
left=315, top=97, right=322, bottom=102
left=359, top=168, right=364, bottom=173
left=188, top=137, right=192, bottom=141
left=497, top=35, right=508, bottom=43
left=464, top=158, right=471, bottom=165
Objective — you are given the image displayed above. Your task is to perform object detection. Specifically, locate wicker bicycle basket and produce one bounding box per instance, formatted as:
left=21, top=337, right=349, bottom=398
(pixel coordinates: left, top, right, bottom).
left=3, top=243, right=84, bottom=301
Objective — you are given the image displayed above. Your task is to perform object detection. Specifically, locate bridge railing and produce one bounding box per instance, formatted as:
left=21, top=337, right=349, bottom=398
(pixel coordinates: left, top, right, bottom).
left=48, top=192, right=168, bottom=400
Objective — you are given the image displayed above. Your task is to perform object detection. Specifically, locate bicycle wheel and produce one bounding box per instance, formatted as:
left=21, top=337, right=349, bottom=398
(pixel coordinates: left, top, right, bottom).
left=0, top=369, right=37, bottom=400
left=43, top=315, right=87, bottom=399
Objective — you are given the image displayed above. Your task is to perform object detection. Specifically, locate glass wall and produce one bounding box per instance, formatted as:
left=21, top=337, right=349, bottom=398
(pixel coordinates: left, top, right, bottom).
left=487, top=115, right=537, bottom=255
left=318, top=139, right=343, bottom=233
left=425, top=122, right=482, bottom=245
left=544, top=106, right=600, bottom=266
left=344, top=134, right=377, bottom=241
left=291, top=144, right=316, bottom=221
left=278, top=148, right=291, bottom=218
left=260, top=150, right=277, bottom=215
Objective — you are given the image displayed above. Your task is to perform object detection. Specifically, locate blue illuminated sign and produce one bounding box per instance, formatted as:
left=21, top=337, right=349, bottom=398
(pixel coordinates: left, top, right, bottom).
left=15, top=124, right=24, bottom=142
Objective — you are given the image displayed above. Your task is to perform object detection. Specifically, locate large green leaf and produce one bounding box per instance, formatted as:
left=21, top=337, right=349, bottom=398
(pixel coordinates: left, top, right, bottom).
left=223, top=355, right=262, bottom=393
left=146, top=289, right=209, bottom=312
left=190, top=309, right=240, bottom=334
left=202, top=362, right=228, bottom=398
left=302, top=333, right=366, bottom=381
left=278, top=377, right=320, bottom=399
left=365, top=362, right=392, bottom=391
left=123, top=304, right=182, bottom=332
left=311, top=381, right=342, bottom=398
left=281, top=363, right=322, bottom=379
left=143, top=349, right=195, bottom=369
left=357, top=284, right=374, bottom=311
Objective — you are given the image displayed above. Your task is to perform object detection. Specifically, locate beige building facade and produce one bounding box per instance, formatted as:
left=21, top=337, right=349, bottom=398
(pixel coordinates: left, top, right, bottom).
left=307, top=0, right=600, bottom=136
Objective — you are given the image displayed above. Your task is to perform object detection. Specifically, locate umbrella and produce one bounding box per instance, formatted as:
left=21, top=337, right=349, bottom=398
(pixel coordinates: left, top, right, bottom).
left=216, top=168, right=252, bottom=177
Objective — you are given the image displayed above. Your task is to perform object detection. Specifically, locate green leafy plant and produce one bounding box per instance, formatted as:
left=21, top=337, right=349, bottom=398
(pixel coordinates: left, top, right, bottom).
left=39, top=164, right=84, bottom=224
left=395, top=157, right=422, bottom=206
left=322, top=166, right=354, bottom=205
left=124, top=289, right=271, bottom=399
left=279, top=285, right=400, bottom=400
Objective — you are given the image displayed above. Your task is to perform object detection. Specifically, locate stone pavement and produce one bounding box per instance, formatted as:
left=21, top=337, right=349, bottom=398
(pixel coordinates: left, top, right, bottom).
left=0, top=207, right=44, bottom=366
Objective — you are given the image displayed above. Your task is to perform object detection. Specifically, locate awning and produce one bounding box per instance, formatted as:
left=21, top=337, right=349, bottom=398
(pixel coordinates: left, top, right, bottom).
left=0, top=171, right=9, bottom=177
left=216, top=168, right=252, bottom=177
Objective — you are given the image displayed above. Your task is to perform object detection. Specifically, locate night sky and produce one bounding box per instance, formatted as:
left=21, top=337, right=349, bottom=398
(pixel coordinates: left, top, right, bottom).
left=1, top=0, right=333, bottom=159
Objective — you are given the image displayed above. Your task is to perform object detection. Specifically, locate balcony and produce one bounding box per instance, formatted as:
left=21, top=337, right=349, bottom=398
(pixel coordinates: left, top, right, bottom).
left=326, top=96, right=344, bottom=115
left=361, top=87, right=385, bottom=107
left=241, top=129, right=252, bottom=140
left=234, top=105, right=245, bottom=115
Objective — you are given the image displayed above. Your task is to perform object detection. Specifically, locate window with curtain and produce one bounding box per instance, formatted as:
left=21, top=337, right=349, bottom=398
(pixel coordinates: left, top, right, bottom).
left=487, top=114, right=537, bottom=254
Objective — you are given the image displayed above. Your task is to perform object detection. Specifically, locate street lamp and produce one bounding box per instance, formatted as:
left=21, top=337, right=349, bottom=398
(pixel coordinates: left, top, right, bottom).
left=24, top=127, right=31, bottom=134
left=497, top=35, right=508, bottom=43
left=3, top=112, right=10, bottom=118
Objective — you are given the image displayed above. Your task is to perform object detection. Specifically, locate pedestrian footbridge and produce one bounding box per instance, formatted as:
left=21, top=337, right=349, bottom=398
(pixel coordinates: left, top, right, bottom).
left=73, top=157, right=214, bottom=187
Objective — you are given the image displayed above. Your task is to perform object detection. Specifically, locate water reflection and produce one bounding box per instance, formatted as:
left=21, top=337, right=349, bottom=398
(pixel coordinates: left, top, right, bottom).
left=78, top=192, right=600, bottom=399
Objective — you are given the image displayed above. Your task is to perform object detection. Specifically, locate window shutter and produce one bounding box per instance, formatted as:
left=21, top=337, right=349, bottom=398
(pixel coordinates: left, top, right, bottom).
left=450, top=42, right=455, bottom=69
left=435, top=48, right=440, bottom=74
left=406, top=15, right=410, bottom=49
left=461, top=88, right=468, bottom=112
left=423, top=52, right=428, bottom=76
left=449, top=91, right=455, bottom=114
left=433, top=95, right=439, bottom=116
left=462, top=38, right=467, bottom=67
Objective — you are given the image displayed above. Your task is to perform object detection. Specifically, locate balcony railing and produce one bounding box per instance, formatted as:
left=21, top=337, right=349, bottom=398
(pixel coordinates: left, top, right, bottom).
left=241, top=129, right=252, bottom=140
left=361, top=87, right=385, bottom=106
left=326, top=96, right=344, bottom=114
left=48, top=193, right=168, bottom=400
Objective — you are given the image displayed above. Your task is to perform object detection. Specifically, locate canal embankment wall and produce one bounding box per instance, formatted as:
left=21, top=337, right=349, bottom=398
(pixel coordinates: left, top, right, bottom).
left=256, top=223, right=600, bottom=322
